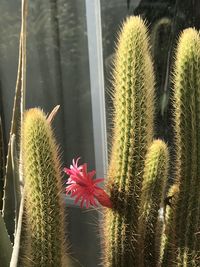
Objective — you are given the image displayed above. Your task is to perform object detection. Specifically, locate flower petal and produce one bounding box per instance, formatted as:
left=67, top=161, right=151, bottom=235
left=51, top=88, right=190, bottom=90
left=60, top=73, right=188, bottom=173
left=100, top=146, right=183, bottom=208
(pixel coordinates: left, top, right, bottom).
left=65, top=158, right=112, bottom=209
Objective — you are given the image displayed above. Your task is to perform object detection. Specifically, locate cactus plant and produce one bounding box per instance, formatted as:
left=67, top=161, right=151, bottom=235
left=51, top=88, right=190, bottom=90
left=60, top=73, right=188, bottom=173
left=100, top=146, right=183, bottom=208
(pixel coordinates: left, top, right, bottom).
left=161, top=28, right=200, bottom=266
left=102, top=16, right=155, bottom=267
left=21, top=108, right=67, bottom=267
left=60, top=18, right=200, bottom=267
left=2, top=2, right=200, bottom=265
left=137, top=139, right=169, bottom=267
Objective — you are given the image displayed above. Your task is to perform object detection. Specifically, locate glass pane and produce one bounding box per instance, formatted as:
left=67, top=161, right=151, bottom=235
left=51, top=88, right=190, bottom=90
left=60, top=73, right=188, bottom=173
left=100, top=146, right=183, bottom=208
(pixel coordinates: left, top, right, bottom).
left=26, top=0, right=95, bottom=166
left=0, top=0, right=100, bottom=266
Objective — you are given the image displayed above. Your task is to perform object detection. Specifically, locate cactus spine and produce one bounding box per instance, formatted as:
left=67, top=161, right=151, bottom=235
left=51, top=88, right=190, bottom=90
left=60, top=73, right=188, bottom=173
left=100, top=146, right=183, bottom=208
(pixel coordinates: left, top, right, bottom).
left=22, top=108, right=67, bottom=267
left=162, top=28, right=200, bottom=266
left=103, top=16, right=155, bottom=266
left=138, top=140, right=169, bottom=267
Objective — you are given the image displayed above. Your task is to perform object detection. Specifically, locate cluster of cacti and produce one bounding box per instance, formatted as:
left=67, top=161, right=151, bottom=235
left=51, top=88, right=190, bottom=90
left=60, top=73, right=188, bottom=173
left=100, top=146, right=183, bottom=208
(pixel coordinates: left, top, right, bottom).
left=1, top=3, right=200, bottom=267
left=103, top=16, right=169, bottom=267
left=102, top=16, right=200, bottom=267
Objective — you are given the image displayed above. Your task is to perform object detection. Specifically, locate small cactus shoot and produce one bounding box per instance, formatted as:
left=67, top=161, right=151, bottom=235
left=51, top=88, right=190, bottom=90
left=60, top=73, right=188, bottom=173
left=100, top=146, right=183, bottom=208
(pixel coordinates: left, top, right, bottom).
left=138, top=140, right=169, bottom=267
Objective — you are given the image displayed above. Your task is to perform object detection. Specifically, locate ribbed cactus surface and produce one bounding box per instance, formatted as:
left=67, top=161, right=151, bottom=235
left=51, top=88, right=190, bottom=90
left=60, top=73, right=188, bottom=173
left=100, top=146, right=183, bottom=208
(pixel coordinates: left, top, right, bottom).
left=103, top=16, right=155, bottom=267
left=22, top=108, right=67, bottom=267
left=138, top=140, right=169, bottom=267
left=162, top=28, right=200, bottom=266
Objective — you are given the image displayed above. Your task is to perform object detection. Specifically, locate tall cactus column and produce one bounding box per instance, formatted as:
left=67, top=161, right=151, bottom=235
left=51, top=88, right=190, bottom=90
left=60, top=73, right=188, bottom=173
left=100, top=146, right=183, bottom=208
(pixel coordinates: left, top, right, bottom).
left=21, top=108, right=67, bottom=267
left=162, top=28, right=200, bottom=266
left=103, top=16, right=155, bottom=267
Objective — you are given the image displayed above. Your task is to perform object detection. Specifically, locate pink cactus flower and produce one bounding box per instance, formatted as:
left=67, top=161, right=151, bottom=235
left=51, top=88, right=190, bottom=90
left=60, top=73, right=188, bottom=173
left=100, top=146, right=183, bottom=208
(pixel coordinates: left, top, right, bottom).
left=64, top=158, right=112, bottom=209
left=64, top=157, right=83, bottom=184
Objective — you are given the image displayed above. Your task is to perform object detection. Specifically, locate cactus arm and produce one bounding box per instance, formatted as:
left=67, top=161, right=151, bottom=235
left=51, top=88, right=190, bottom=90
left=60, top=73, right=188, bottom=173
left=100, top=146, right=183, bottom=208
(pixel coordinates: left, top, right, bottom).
left=137, top=140, right=169, bottom=267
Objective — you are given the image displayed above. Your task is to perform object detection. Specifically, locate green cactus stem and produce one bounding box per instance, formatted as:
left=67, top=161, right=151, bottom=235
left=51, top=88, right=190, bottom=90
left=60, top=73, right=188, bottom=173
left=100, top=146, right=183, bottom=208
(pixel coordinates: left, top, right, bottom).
left=22, top=108, right=67, bottom=267
left=137, top=139, right=169, bottom=267
left=103, top=16, right=155, bottom=267
left=162, top=28, right=200, bottom=266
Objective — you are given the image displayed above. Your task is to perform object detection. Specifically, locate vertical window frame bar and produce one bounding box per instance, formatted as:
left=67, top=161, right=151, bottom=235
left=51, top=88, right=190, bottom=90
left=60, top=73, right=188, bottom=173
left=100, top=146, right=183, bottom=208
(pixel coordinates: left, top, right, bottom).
left=85, top=0, right=108, bottom=178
